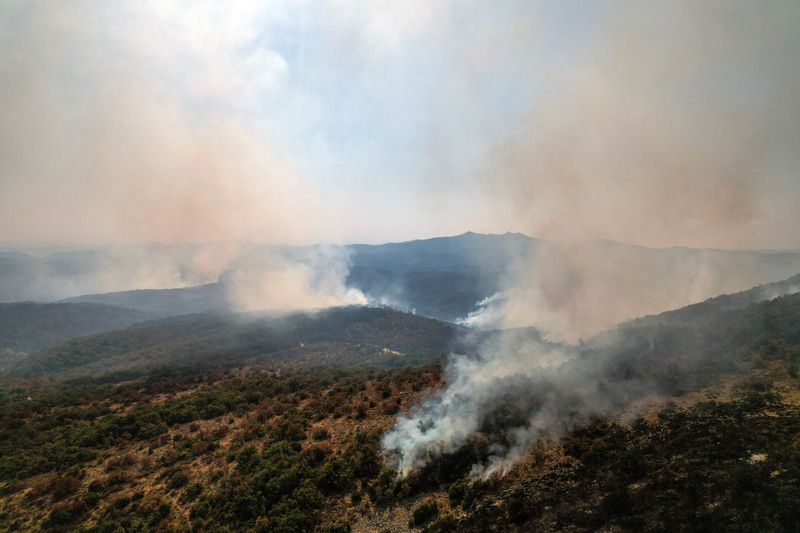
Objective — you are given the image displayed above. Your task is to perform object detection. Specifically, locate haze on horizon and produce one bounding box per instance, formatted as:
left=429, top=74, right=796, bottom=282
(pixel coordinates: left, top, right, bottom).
left=1, top=1, right=800, bottom=250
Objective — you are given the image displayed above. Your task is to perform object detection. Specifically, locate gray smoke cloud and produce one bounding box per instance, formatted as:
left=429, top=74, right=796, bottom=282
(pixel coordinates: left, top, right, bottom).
left=383, top=1, right=800, bottom=477
left=0, top=242, right=366, bottom=316
left=2, top=1, right=799, bottom=249
left=480, top=1, right=800, bottom=250
left=462, top=241, right=800, bottom=342
left=0, top=1, right=322, bottom=246
left=384, top=274, right=800, bottom=478
left=0, top=1, right=370, bottom=311
left=383, top=331, right=576, bottom=478
left=224, top=245, right=367, bottom=312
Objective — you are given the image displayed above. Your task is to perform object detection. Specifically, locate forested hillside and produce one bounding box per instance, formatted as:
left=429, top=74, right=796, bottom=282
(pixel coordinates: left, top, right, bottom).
left=0, top=302, right=149, bottom=356
left=0, top=287, right=799, bottom=532
left=12, top=307, right=460, bottom=380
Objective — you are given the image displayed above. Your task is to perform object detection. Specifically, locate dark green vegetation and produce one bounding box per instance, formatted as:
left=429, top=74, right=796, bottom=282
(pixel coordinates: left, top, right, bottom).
left=425, top=375, right=800, bottom=532
left=0, top=361, right=442, bottom=532
left=627, top=272, right=800, bottom=329
left=586, top=283, right=800, bottom=399
left=379, top=291, right=800, bottom=532
left=0, top=279, right=799, bottom=531
left=0, top=302, right=149, bottom=356
left=9, top=307, right=459, bottom=379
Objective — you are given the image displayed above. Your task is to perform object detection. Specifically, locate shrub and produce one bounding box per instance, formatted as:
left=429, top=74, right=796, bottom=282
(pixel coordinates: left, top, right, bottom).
left=325, top=520, right=352, bottom=533
left=183, top=482, right=203, bottom=502
left=506, top=490, right=531, bottom=523
left=312, top=428, right=330, bottom=441
left=409, top=500, right=439, bottom=528
left=45, top=500, right=85, bottom=527
left=264, top=500, right=318, bottom=533
left=430, top=513, right=458, bottom=532
left=236, top=445, right=260, bottom=473
left=105, top=471, right=130, bottom=489
left=317, top=457, right=353, bottom=493
left=83, top=491, right=101, bottom=508
left=167, top=471, right=189, bottom=490
left=302, top=445, right=330, bottom=467
left=28, top=474, right=81, bottom=500
left=113, top=495, right=130, bottom=509
left=447, top=480, right=466, bottom=506
left=158, top=501, right=171, bottom=517
left=106, top=453, right=136, bottom=471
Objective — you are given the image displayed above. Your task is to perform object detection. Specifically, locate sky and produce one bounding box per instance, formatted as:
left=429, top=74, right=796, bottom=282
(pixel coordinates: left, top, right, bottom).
left=1, top=0, right=799, bottom=249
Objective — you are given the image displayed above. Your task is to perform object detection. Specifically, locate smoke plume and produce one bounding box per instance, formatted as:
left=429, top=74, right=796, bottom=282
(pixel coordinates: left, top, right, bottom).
left=0, top=1, right=367, bottom=311
left=461, top=241, right=800, bottom=342
left=224, top=245, right=367, bottom=312
left=383, top=1, right=800, bottom=477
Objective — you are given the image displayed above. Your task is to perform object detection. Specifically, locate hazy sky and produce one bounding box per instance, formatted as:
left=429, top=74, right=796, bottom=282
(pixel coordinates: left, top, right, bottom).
left=1, top=1, right=799, bottom=248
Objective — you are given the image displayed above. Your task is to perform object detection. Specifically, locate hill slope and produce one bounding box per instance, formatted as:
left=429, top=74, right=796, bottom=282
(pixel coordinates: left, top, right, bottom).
left=0, top=302, right=150, bottom=356
left=2, top=277, right=800, bottom=531
left=60, top=283, right=227, bottom=318
left=0, top=289, right=799, bottom=531
left=15, top=307, right=462, bottom=379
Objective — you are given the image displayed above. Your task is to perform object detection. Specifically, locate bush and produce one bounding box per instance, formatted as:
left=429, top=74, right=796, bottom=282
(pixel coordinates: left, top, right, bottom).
left=28, top=474, right=81, bottom=500
left=325, top=520, right=352, bottom=533
left=409, top=500, right=439, bottom=528
left=447, top=480, right=466, bottom=506
left=506, top=489, right=532, bottom=523
left=264, top=500, right=318, bottom=533
left=158, top=501, right=171, bottom=517
left=236, top=445, right=260, bottom=473
left=302, top=445, right=330, bottom=467
left=83, top=491, right=101, bottom=508
left=113, top=495, right=130, bottom=509
left=182, top=482, right=203, bottom=502
left=106, top=453, right=136, bottom=471
left=312, top=428, right=330, bottom=441
left=317, top=457, right=353, bottom=493
left=45, top=500, right=85, bottom=527
left=429, top=513, right=458, bottom=532
left=167, top=471, right=189, bottom=490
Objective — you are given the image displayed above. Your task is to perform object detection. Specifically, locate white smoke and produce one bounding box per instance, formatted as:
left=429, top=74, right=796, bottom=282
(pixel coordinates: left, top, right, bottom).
left=224, top=245, right=367, bottom=312
left=384, top=248, right=800, bottom=478
left=383, top=260, right=800, bottom=479
left=382, top=331, right=575, bottom=478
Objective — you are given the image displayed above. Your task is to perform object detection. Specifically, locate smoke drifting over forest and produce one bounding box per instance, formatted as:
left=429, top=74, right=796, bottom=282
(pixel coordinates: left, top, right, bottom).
left=2, top=0, right=800, bottom=481
left=382, top=1, right=800, bottom=477
left=224, top=246, right=367, bottom=312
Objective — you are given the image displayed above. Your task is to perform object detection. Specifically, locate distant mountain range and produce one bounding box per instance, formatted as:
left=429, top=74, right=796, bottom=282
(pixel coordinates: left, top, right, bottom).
left=4, top=269, right=799, bottom=386
left=2, top=232, right=800, bottom=325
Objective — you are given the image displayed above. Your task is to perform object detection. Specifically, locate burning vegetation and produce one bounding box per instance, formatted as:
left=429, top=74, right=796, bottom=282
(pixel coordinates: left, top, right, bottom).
left=0, top=285, right=798, bottom=531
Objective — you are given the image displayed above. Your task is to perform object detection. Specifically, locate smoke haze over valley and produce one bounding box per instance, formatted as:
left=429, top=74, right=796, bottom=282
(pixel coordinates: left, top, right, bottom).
left=2, top=2, right=800, bottom=532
